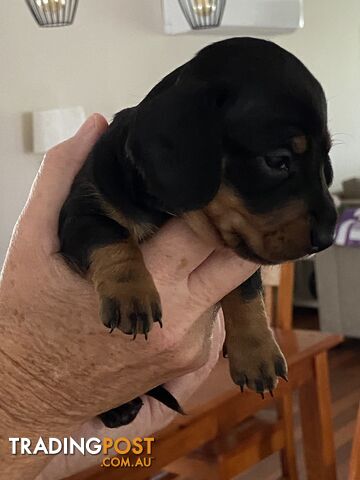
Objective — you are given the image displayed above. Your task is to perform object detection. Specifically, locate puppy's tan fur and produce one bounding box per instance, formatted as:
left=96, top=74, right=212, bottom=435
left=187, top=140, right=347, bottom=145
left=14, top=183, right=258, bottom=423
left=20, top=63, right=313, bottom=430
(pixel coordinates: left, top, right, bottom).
left=204, top=185, right=310, bottom=263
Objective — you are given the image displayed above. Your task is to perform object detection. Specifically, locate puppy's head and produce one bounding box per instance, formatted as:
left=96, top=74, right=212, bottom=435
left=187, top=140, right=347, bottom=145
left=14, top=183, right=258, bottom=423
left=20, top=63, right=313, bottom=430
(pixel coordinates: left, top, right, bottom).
left=128, top=37, right=337, bottom=264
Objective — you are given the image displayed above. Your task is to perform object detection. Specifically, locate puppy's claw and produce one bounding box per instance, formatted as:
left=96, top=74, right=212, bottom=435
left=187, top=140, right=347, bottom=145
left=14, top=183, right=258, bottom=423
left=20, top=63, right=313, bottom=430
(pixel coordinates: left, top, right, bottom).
left=237, top=374, right=247, bottom=393
left=129, top=312, right=138, bottom=340
left=255, top=380, right=265, bottom=396
left=280, top=374, right=289, bottom=382
left=269, top=389, right=274, bottom=398
left=151, top=302, right=162, bottom=326
left=101, top=298, right=121, bottom=331
left=274, top=356, right=288, bottom=380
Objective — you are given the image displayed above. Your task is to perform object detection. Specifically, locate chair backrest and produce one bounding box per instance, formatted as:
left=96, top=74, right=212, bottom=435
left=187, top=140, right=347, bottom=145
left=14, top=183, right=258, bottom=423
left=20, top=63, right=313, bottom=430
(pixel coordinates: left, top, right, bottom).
left=262, top=262, right=295, bottom=330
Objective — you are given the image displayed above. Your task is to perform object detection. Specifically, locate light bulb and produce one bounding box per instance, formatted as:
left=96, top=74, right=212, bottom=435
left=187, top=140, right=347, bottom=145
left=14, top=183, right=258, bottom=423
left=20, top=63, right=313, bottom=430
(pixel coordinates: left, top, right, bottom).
left=179, top=0, right=225, bottom=29
left=193, top=0, right=217, bottom=17
left=36, top=0, right=66, bottom=12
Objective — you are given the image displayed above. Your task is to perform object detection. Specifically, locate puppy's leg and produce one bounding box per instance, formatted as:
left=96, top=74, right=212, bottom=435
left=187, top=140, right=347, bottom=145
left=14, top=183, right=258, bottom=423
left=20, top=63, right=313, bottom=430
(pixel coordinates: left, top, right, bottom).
left=60, top=215, right=162, bottom=337
left=61, top=214, right=163, bottom=427
left=221, top=270, right=287, bottom=396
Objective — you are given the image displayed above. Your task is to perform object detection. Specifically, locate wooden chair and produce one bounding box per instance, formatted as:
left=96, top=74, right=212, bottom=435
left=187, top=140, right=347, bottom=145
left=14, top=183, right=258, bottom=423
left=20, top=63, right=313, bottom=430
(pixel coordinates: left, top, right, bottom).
left=158, top=264, right=340, bottom=480
left=65, top=264, right=343, bottom=480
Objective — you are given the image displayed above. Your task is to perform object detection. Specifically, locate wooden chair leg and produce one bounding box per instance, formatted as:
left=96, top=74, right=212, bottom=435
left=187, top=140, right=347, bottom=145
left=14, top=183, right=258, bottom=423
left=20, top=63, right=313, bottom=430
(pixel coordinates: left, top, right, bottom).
left=277, top=392, right=298, bottom=480
left=299, top=351, right=337, bottom=480
left=349, top=402, right=360, bottom=480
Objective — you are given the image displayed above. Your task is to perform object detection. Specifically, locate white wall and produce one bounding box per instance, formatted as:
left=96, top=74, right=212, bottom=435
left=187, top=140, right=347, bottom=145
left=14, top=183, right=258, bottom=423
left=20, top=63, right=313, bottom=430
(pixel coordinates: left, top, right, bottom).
left=0, top=0, right=359, bottom=263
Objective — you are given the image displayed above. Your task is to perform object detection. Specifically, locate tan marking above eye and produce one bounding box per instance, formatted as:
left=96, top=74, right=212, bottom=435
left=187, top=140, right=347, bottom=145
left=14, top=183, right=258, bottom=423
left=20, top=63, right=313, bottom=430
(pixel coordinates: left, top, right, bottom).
left=291, top=135, right=307, bottom=154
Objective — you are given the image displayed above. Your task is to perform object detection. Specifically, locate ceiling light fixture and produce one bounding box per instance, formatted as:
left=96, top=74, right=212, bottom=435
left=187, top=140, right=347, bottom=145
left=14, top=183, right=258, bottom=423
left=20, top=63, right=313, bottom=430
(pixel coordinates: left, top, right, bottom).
left=178, top=0, right=226, bottom=30
left=25, top=0, right=79, bottom=27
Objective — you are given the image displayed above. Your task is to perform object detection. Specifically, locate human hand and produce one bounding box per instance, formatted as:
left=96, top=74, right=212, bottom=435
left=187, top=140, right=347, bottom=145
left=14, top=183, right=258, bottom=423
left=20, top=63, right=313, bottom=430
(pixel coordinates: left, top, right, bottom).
left=36, top=312, right=225, bottom=480
left=0, top=114, right=258, bottom=479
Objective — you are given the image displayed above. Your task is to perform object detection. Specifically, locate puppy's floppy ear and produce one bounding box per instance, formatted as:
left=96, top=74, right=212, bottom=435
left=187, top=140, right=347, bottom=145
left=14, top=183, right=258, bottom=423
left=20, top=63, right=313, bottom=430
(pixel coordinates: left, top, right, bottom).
left=128, top=82, right=223, bottom=213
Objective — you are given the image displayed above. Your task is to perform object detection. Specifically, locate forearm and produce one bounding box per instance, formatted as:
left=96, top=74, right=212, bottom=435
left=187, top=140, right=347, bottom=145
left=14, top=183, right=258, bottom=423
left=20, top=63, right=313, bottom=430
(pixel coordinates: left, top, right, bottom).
left=0, top=303, right=79, bottom=479
left=0, top=301, right=210, bottom=480
left=0, top=370, right=61, bottom=479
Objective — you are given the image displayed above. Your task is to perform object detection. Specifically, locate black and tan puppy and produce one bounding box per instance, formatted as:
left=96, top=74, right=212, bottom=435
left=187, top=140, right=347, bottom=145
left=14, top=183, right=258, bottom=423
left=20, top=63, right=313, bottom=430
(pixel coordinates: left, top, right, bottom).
left=59, top=37, right=337, bottom=428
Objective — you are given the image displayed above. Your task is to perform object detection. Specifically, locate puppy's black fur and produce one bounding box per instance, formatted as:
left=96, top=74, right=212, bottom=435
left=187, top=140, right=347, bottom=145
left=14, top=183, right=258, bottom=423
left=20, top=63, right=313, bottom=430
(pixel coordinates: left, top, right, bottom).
left=59, top=38, right=337, bottom=427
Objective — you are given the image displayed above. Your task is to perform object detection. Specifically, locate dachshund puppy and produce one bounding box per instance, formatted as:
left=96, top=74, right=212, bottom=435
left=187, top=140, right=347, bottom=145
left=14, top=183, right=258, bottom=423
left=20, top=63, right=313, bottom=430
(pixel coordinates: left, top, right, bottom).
left=59, top=37, right=337, bottom=428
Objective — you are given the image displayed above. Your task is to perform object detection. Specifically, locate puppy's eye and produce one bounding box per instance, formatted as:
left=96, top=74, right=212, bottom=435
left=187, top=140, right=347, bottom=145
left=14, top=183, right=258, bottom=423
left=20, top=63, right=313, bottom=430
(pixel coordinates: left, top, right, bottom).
left=264, top=148, right=292, bottom=171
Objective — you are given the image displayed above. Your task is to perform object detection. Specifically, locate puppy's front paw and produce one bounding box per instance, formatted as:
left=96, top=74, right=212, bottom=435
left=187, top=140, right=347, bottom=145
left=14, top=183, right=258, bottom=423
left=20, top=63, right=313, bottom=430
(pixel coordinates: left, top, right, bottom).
left=90, top=242, right=162, bottom=338
left=98, top=277, right=162, bottom=339
left=226, top=332, right=288, bottom=397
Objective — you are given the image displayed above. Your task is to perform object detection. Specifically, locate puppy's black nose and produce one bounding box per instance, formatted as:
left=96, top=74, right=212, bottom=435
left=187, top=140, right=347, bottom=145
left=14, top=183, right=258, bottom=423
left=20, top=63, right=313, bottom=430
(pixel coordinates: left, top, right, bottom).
left=310, top=229, right=333, bottom=253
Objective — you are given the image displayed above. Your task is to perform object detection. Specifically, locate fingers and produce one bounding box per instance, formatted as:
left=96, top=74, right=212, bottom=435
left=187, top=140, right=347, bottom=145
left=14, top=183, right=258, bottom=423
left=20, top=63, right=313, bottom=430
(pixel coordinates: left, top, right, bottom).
left=19, top=114, right=108, bottom=252
left=142, top=218, right=257, bottom=304
left=139, top=310, right=225, bottom=429
left=165, top=308, right=225, bottom=397
left=141, top=218, right=216, bottom=284
left=188, top=247, right=259, bottom=305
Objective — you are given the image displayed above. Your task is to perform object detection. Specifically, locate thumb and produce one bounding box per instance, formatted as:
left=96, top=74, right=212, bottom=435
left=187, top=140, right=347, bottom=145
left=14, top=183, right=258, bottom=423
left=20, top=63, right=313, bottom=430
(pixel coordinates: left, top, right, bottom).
left=19, top=114, right=108, bottom=252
